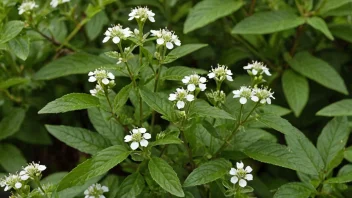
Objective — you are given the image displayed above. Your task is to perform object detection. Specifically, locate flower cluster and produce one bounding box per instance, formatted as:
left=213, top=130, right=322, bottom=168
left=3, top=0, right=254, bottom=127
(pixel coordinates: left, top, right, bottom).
left=233, top=86, right=274, bottom=105
left=150, top=28, right=181, bottom=49
left=128, top=7, right=155, bottom=22
left=18, top=1, right=38, bottom=15
left=182, top=74, right=207, bottom=92
left=19, top=162, right=46, bottom=181
left=84, top=183, right=109, bottom=198
left=124, top=128, right=151, bottom=150
left=229, top=162, right=253, bottom=188
left=169, top=88, right=195, bottom=109
left=50, top=0, right=70, bottom=8
left=88, top=69, right=115, bottom=96
left=243, top=61, right=271, bottom=76
left=233, top=86, right=254, bottom=104
left=102, top=24, right=133, bottom=44
left=0, top=174, right=23, bottom=192
left=208, top=64, right=233, bottom=82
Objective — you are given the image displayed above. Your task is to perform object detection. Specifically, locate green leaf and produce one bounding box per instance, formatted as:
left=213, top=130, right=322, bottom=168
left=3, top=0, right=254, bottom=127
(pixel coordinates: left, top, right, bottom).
left=189, top=100, right=235, bottom=120
left=258, top=105, right=292, bottom=117
left=183, top=158, right=231, bottom=187
left=0, top=108, right=25, bottom=140
left=329, top=24, right=352, bottom=43
left=116, top=173, right=145, bottom=198
left=274, top=182, right=314, bottom=198
left=7, top=36, right=30, bottom=60
left=113, top=84, right=132, bottom=113
left=318, top=0, right=352, bottom=14
left=38, top=93, right=100, bottom=114
left=0, top=144, right=26, bottom=173
left=323, top=3, right=352, bottom=16
left=307, top=17, right=334, bottom=40
left=57, top=145, right=130, bottom=191
left=45, top=125, right=111, bottom=155
left=164, top=44, right=208, bottom=64
left=151, top=135, right=183, bottom=146
left=148, top=157, right=184, bottom=197
left=161, top=66, right=207, bottom=81
left=232, top=11, right=305, bottom=34
left=183, top=0, right=243, bottom=33
left=85, top=11, right=109, bottom=41
left=317, top=99, right=352, bottom=116
left=325, top=171, right=352, bottom=183
left=288, top=52, right=348, bottom=95
left=282, top=69, right=309, bottom=117
left=33, top=53, right=115, bottom=80
left=0, top=20, right=24, bottom=44
left=344, top=147, right=352, bottom=163
left=317, top=117, right=349, bottom=170
left=0, top=77, right=28, bottom=89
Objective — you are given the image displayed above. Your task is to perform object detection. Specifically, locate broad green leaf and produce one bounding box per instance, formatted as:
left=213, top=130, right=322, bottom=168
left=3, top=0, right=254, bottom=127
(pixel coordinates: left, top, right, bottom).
left=274, top=182, right=314, bottom=198
left=231, top=128, right=277, bottom=151
left=317, top=117, right=349, bottom=170
left=45, top=125, right=111, bottom=155
left=0, top=144, right=26, bottom=173
left=101, top=175, right=120, bottom=198
left=258, top=105, right=292, bottom=117
left=0, top=77, right=28, bottom=89
left=113, top=84, right=132, bottom=113
left=15, top=119, right=52, bottom=145
left=288, top=52, right=348, bottom=95
left=317, top=99, right=352, bottom=117
left=323, top=3, right=352, bottom=16
left=151, top=135, right=183, bottom=146
left=0, top=108, right=25, bottom=140
left=85, top=3, right=102, bottom=18
left=325, top=171, right=352, bottom=183
left=244, top=140, right=319, bottom=175
left=8, top=36, right=30, bottom=60
left=307, top=17, right=334, bottom=40
left=344, top=147, right=352, bottom=163
left=189, top=100, right=235, bottom=120
left=39, top=93, right=100, bottom=114
left=161, top=66, right=207, bottom=81
left=57, top=145, right=130, bottom=191
left=34, top=53, right=115, bottom=80
left=41, top=172, right=68, bottom=185
left=282, top=70, right=309, bottom=117
left=318, top=0, right=352, bottom=14
left=148, top=157, right=184, bottom=197
left=163, top=44, right=208, bottom=64
left=0, top=20, right=24, bottom=44
left=329, top=24, right=352, bottom=43
left=183, top=158, right=231, bottom=187
left=232, top=11, right=305, bottom=34
left=85, top=11, right=109, bottom=41
left=58, top=176, right=104, bottom=198
left=183, top=0, right=243, bottom=33
left=116, top=173, right=145, bottom=198
left=88, top=107, right=125, bottom=145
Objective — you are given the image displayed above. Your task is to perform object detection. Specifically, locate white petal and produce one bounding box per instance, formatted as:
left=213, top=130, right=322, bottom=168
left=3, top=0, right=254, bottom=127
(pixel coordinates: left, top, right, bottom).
left=233, top=90, right=240, bottom=95
left=174, top=39, right=181, bottom=46
left=208, top=72, right=215, bottom=79
left=245, top=174, right=253, bottom=181
left=132, top=129, right=139, bottom=134
left=245, top=166, right=253, bottom=173
left=267, top=98, right=272, bottom=104
left=19, top=170, right=26, bottom=176
left=236, top=162, right=244, bottom=169
left=199, top=83, right=206, bottom=91
left=251, top=96, right=259, bottom=102
left=240, top=97, right=247, bottom=104
left=156, top=38, right=164, bottom=44
left=38, top=165, right=46, bottom=171
left=139, top=128, right=147, bottom=133
left=230, top=176, right=238, bottom=184
left=182, top=76, right=190, bottom=83
left=239, top=179, right=247, bottom=187
left=128, top=16, right=134, bottom=20
left=252, top=69, right=258, bottom=75
left=99, top=196, right=105, bottom=198
left=169, top=94, right=177, bottom=101
left=88, top=76, right=96, bottom=82
left=4, top=186, right=10, bottom=191
left=264, top=69, right=271, bottom=76
left=88, top=72, right=94, bottom=76
left=112, top=37, right=121, bottom=44
left=148, top=17, right=155, bottom=22
left=229, top=168, right=237, bottom=175
left=186, top=94, right=194, bottom=101
left=102, top=78, right=110, bottom=85
left=130, top=142, right=139, bottom=150
left=187, top=84, right=196, bottom=91
left=84, top=190, right=89, bottom=195
left=260, top=99, right=266, bottom=104
left=166, top=42, right=174, bottom=49
left=102, top=37, right=110, bottom=43
left=176, top=101, right=185, bottom=109
left=124, top=135, right=132, bottom=142
left=21, top=175, right=29, bottom=180
left=199, top=77, right=207, bottom=83
left=15, top=182, right=22, bottom=189
left=140, top=139, right=149, bottom=147
left=226, top=75, right=233, bottom=81
left=243, top=65, right=252, bottom=69
left=108, top=72, right=115, bottom=79
left=143, top=133, right=151, bottom=139
left=102, top=186, right=109, bottom=192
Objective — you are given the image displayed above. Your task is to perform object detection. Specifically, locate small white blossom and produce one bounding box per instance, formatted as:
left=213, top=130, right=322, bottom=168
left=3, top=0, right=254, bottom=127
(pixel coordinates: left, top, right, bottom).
left=50, top=0, right=70, bottom=8
left=252, top=87, right=275, bottom=104
left=1, top=174, right=24, bottom=191
left=208, top=64, right=233, bottom=82
left=124, top=128, right=151, bottom=150
left=18, top=1, right=38, bottom=15
left=233, top=86, right=255, bottom=104
left=169, top=88, right=194, bottom=109
left=182, top=74, right=207, bottom=91
left=129, top=7, right=155, bottom=22
left=84, top=183, right=109, bottom=198
left=89, top=84, right=104, bottom=96
left=102, top=24, right=133, bottom=44
left=150, top=28, right=181, bottom=49
left=243, top=61, right=271, bottom=76
left=19, top=162, right=46, bottom=181
left=229, top=162, right=253, bottom=188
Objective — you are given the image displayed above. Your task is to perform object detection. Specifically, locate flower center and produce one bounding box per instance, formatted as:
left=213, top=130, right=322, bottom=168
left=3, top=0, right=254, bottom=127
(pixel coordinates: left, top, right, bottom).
left=189, top=75, right=200, bottom=85
left=132, top=132, right=142, bottom=142
left=236, top=169, right=247, bottom=178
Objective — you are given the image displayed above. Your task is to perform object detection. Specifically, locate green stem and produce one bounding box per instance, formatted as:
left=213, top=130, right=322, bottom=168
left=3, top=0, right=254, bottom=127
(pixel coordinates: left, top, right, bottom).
left=34, top=179, right=49, bottom=198
left=57, top=18, right=89, bottom=51
left=104, top=89, right=123, bottom=126
left=180, top=129, right=195, bottom=169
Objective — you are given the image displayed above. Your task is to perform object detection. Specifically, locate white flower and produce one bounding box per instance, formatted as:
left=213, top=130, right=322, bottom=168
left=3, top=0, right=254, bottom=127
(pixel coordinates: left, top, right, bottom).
left=150, top=28, right=181, bottom=49
left=243, top=61, right=271, bottom=76
left=90, top=84, right=103, bottom=96
left=182, top=74, right=207, bottom=91
left=102, top=24, right=133, bottom=44
left=169, top=88, right=194, bottom=109
left=50, top=0, right=70, bottom=8
left=208, top=64, right=233, bottom=82
left=18, top=1, right=38, bottom=15
left=229, top=162, right=253, bottom=188
left=88, top=69, right=115, bottom=95
left=84, top=183, right=109, bottom=198
left=1, top=174, right=24, bottom=191
left=128, top=6, right=155, bottom=22
left=251, top=87, right=275, bottom=104
left=19, top=162, right=46, bottom=181
left=232, top=86, right=255, bottom=104
left=124, top=128, right=151, bottom=150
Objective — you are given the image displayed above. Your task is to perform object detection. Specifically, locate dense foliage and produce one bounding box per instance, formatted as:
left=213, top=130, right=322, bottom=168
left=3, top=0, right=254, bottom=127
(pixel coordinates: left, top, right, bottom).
left=1, top=0, right=352, bottom=197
